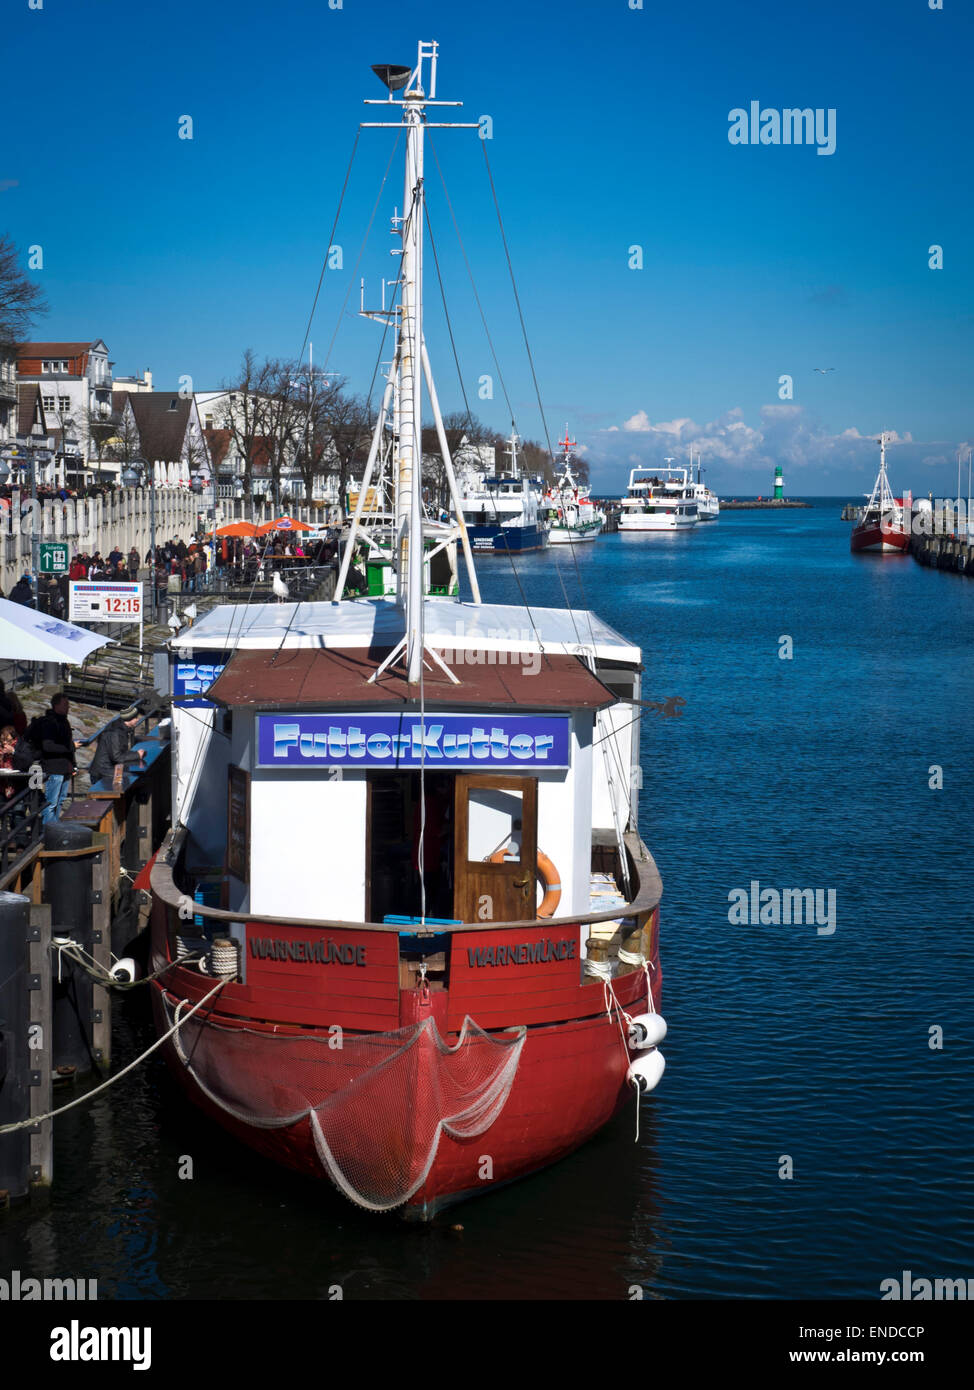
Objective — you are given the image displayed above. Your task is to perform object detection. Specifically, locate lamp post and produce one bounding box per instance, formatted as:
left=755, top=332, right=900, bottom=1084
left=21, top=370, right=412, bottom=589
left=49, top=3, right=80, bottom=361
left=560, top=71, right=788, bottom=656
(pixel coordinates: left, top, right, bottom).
left=13, top=426, right=52, bottom=607
left=122, top=458, right=155, bottom=618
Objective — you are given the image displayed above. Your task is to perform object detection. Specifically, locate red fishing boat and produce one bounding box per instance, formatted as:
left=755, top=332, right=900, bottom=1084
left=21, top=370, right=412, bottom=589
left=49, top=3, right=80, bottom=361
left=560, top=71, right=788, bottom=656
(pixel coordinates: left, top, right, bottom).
left=851, top=434, right=910, bottom=554
left=148, top=40, right=666, bottom=1219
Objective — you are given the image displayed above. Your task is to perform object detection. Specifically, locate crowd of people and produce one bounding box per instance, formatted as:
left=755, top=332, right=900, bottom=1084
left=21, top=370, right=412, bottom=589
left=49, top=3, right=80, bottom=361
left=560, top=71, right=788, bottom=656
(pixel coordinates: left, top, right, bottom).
left=2, top=526, right=345, bottom=612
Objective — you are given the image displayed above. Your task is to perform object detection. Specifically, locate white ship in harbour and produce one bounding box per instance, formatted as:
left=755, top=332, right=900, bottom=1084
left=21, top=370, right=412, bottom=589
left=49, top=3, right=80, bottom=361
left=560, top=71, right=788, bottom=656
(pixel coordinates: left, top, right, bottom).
left=544, top=431, right=605, bottom=544
left=618, top=463, right=699, bottom=532
left=454, top=431, right=549, bottom=553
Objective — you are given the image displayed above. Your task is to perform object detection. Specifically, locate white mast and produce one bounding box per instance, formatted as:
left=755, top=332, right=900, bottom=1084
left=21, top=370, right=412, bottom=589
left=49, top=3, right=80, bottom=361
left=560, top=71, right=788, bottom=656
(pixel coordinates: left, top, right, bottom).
left=352, top=41, right=481, bottom=682
left=399, top=77, right=425, bottom=682
left=863, top=432, right=896, bottom=518
left=504, top=428, right=520, bottom=480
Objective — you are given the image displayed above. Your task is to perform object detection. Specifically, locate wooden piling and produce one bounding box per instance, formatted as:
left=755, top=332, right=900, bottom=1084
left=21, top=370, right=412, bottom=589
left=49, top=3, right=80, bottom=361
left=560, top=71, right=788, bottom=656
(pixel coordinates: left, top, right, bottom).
left=27, top=899, right=53, bottom=1190
left=0, top=891, right=33, bottom=1204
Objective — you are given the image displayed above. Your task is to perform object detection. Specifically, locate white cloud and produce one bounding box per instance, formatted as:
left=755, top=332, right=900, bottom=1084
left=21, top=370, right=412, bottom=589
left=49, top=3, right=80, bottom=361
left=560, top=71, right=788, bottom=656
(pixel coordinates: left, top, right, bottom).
left=584, top=404, right=964, bottom=493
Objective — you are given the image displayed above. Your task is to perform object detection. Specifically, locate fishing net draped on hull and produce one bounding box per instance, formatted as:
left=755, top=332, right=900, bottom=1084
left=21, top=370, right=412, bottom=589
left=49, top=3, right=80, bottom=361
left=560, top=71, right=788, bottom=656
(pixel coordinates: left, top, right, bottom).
left=164, top=997, right=526, bottom=1211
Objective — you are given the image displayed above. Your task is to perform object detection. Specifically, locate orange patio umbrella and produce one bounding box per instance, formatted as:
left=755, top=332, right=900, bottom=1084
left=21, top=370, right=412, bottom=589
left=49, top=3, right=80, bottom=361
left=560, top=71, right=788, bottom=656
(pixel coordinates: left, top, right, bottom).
left=256, top=516, right=313, bottom=535
left=209, top=521, right=259, bottom=538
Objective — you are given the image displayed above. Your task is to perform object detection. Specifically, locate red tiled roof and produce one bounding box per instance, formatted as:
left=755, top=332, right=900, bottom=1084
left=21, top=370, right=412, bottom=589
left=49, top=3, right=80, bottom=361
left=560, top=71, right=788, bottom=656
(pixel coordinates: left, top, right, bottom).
left=17, top=342, right=93, bottom=356
left=206, top=646, right=616, bottom=711
left=203, top=427, right=272, bottom=473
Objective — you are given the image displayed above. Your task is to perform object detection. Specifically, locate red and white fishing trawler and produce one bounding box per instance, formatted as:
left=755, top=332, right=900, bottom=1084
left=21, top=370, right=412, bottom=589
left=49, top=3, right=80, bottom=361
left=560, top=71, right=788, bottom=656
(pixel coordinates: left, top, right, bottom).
left=148, top=41, right=665, bottom=1219
left=851, top=434, right=910, bottom=554
left=543, top=430, right=606, bottom=543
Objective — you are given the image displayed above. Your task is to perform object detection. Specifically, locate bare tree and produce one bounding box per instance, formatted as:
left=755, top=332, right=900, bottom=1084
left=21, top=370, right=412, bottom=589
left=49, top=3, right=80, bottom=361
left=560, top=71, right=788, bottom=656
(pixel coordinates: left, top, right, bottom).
left=218, top=350, right=279, bottom=497
left=291, top=373, right=345, bottom=503
left=315, top=386, right=374, bottom=508
left=103, top=400, right=143, bottom=471
left=0, top=234, right=47, bottom=350
left=86, top=401, right=116, bottom=483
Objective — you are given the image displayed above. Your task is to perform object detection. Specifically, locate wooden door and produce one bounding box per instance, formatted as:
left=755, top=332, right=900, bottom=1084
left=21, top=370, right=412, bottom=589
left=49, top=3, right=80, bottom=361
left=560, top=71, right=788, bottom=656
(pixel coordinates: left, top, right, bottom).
left=453, top=774, right=538, bottom=924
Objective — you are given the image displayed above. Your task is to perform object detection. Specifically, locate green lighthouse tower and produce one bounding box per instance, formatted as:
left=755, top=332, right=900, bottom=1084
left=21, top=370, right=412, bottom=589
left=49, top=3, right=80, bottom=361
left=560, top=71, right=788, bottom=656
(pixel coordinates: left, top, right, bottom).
left=773, top=465, right=784, bottom=501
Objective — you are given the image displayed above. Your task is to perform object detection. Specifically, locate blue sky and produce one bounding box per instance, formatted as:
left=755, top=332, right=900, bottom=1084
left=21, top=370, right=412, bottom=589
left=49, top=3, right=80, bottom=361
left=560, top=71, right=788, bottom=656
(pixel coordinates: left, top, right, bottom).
left=4, top=0, right=972, bottom=495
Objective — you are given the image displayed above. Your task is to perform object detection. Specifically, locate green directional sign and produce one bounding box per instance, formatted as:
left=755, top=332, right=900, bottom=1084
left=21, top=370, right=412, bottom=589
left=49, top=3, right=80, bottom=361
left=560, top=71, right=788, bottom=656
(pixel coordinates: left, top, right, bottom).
left=39, top=542, right=69, bottom=575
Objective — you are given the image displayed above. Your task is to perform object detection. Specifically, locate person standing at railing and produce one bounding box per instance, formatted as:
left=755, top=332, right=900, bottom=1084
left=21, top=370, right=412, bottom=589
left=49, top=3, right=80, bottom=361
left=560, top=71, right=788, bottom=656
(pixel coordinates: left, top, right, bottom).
left=33, top=693, right=81, bottom=825
left=87, top=707, right=146, bottom=786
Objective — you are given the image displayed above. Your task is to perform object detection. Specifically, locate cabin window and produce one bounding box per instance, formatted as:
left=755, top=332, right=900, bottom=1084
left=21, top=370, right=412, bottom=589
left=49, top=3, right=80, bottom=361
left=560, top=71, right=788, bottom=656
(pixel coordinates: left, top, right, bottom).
left=467, top=785, right=523, bottom=862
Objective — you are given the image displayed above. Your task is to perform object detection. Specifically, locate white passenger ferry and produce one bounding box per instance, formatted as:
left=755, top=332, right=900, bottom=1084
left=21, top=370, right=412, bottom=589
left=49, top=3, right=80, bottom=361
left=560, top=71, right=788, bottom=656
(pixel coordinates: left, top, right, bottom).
left=618, top=465, right=699, bottom=532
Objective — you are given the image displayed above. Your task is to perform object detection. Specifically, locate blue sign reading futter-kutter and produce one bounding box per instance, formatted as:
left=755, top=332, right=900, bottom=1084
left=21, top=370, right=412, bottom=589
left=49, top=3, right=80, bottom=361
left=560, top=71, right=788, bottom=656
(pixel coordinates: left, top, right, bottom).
left=256, top=713, right=571, bottom=769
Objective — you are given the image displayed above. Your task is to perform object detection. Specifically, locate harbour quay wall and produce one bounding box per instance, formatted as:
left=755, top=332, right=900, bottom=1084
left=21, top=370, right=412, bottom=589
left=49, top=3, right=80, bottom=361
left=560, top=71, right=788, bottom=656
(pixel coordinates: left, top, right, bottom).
left=910, top=534, right=974, bottom=576
left=719, top=499, right=810, bottom=510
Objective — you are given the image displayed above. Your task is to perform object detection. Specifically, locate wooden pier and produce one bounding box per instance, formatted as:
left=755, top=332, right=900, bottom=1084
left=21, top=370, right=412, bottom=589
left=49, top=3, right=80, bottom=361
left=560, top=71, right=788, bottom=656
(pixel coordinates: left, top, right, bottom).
left=0, top=562, right=340, bottom=1206
left=0, top=706, right=171, bottom=1205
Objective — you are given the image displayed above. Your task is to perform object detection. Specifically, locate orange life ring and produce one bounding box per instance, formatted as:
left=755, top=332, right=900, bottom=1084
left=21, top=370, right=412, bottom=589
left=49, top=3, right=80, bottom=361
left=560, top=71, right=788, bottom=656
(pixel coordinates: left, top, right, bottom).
left=489, top=847, right=562, bottom=918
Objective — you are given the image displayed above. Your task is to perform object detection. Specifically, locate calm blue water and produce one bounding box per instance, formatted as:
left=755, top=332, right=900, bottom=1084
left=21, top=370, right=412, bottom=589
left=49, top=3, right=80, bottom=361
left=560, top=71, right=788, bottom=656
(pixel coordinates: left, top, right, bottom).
left=2, top=500, right=971, bottom=1299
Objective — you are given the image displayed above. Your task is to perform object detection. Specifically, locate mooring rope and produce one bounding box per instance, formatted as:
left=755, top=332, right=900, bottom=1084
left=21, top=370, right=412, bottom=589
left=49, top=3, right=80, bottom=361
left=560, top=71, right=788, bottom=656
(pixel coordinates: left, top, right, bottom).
left=49, top=939, right=203, bottom=990
left=0, top=977, right=228, bottom=1135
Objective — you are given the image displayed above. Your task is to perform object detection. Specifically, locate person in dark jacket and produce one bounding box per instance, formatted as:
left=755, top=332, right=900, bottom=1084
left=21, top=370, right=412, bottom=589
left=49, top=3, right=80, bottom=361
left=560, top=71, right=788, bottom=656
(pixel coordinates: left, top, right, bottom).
left=36, top=693, right=80, bottom=824
left=9, top=574, right=33, bottom=606
left=87, top=707, right=146, bottom=786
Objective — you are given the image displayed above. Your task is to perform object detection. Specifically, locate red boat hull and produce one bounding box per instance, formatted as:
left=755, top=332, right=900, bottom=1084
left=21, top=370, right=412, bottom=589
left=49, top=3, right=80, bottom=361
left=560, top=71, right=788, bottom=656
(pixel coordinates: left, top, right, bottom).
left=851, top=520, right=909, bottom=554
left=149, top=903, right=661, bottom=1219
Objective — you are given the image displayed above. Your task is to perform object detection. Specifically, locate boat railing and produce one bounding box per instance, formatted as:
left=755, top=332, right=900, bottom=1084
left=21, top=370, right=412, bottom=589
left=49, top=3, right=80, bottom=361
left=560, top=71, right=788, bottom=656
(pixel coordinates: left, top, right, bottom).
left=151, top=824, right=662, bottom=935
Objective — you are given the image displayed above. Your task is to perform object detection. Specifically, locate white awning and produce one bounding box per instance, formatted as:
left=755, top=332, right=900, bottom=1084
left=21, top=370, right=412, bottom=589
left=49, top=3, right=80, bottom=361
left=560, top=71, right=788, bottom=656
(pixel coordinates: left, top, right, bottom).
left=0, top=598, right=113, bottom=663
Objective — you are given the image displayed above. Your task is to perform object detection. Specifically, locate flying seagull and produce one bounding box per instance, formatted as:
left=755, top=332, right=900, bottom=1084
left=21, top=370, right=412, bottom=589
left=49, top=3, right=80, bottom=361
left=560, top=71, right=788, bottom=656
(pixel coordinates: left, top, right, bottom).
left=814, top=367, right=836, bottom=374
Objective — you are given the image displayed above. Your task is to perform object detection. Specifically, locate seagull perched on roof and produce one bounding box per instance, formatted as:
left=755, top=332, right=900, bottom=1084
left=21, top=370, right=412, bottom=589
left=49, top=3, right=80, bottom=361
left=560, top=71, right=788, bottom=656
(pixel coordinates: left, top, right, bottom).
left=272, top=571, right=289, bottom=603
left=167, top=611, right=182, bottom=634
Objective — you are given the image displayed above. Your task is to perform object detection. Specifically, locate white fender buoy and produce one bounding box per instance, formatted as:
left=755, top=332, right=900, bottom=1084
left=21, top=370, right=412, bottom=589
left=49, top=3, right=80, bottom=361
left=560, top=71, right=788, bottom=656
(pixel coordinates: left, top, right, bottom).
left=110, top=957, right=140, bottom=983
left=627, top=1049, right=665, bottom=1094
left=627, top=1012, right=667, bottom=1050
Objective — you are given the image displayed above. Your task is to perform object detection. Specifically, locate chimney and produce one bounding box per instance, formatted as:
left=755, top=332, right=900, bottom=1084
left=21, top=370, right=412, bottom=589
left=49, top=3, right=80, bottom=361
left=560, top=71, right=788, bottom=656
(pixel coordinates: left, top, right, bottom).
left=145, top=369, right=153, bottom=390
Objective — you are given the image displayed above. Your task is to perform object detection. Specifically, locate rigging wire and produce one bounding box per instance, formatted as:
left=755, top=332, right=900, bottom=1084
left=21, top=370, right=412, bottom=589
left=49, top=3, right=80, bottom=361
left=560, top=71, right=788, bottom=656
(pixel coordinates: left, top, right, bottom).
left=421, top=182, right=548, bottom=662
left=296, top=128, right=362, bottom=369
left=312, top=128, right=403, bottom=379
left=427, top=132, right=516, bottom=427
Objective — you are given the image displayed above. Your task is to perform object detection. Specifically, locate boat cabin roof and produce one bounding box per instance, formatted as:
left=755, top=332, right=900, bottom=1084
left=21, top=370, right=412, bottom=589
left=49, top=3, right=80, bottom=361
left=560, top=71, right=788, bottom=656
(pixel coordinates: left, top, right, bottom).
left=205, top=646, right=617, bottom=711
left=170, top=597, right=641, bottom=665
